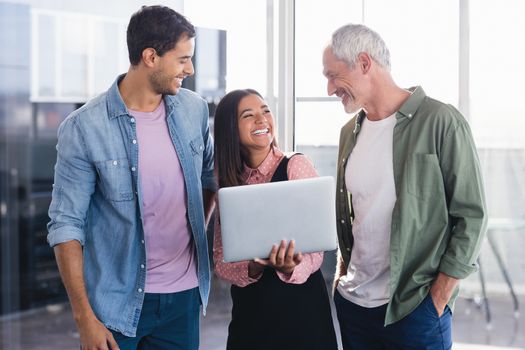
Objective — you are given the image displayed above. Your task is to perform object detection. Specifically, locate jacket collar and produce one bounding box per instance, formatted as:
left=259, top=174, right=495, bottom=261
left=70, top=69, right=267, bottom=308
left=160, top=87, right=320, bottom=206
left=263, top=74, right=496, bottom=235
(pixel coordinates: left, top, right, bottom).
left=352, top=86, right=426, bottom=133
left=397, top=86, right=425, bottom=120
left=106, top=74, right=180, bottom=120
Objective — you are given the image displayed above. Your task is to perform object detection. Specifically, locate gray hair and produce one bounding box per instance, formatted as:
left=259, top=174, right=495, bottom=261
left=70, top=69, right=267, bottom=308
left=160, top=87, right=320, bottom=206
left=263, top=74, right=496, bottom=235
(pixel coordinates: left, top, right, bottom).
left=330, top=24, right=391, bottom=71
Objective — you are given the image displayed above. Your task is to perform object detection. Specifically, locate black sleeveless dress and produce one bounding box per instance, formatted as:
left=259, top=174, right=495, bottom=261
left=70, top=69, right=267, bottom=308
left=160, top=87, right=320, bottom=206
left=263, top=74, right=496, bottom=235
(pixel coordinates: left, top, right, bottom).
left=226, top=155, right=338, bottom=350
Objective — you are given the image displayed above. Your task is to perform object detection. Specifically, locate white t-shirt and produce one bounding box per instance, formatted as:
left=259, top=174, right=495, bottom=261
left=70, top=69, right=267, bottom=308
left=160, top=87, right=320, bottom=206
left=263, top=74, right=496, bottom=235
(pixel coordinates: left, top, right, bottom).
left=337, top=113, right=397, bottom=308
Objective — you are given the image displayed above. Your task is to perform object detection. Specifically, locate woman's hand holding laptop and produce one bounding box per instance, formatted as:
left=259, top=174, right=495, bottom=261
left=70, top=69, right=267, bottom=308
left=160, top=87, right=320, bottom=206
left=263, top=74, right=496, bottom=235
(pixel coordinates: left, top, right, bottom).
left=248, top=240, right=304, bottom=278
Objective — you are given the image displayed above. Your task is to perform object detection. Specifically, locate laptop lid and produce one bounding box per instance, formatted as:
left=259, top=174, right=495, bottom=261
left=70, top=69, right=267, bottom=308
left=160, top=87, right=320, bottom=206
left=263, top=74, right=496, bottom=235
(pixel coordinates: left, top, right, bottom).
left=217, top=176, right=338, bottom=263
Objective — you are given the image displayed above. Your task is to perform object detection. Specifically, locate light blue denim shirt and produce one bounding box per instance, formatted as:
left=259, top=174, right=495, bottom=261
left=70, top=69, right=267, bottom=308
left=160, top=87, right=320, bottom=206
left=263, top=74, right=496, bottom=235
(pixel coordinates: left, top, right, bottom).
left=47, top=75, right=216, bottom=337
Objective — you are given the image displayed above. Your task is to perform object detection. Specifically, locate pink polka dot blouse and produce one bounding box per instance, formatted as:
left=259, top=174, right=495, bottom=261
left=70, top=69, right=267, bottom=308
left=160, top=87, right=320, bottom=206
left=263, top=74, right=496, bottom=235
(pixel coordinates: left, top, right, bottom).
left=213, top=147, right=324, bottom=287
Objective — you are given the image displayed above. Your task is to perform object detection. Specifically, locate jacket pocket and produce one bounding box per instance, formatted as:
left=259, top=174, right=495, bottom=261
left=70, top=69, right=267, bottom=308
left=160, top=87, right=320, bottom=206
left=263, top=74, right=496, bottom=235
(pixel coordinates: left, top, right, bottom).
left=407, top=153, right=443, bottom=200
left=95, top=158, right=134, bottom=202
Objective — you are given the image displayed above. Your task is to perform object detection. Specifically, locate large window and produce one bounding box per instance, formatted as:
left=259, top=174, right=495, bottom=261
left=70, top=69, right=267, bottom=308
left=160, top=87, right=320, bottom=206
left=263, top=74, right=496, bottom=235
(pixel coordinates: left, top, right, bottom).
left=470, top=0, right=525, bottom=148
left=184, top=0, right=269, bottom=95
left=295, top=0, right=459, bottom=148
left=31, top=9, right=128, bottom=102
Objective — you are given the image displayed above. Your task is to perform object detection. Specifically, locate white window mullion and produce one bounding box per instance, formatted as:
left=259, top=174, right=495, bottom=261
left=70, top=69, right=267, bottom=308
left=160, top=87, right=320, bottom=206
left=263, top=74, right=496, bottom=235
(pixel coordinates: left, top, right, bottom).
left=55, top=14, right=62, bottom=99
left=30, top=10, right=38, bottom=101
left=277, top=0, right=295, bottom=151
left=459, top=0, right=470, bottom=121
left=266, top=0, right=276, bottom=119
left=87, top=19, right=95, bottom=98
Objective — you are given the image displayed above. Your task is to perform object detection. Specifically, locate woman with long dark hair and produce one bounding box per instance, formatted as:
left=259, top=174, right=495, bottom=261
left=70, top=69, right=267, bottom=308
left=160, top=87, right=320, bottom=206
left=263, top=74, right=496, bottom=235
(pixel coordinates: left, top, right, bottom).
left=213, top=89, right=337, bottom=350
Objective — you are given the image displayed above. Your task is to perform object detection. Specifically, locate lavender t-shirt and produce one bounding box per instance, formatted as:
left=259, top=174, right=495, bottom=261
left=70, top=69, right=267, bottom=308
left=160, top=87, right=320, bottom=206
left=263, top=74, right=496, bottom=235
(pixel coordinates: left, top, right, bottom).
left=129, top=101, right=198, bottom=293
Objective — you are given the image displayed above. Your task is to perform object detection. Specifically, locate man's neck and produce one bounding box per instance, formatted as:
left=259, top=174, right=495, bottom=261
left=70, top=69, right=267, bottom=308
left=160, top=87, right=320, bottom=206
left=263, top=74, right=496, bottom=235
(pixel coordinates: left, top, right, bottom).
left=365, top=77, right=411, bottom=121
left=118, top=68, right=163, bottom=112
left=364, top=68, right=410, bottom=121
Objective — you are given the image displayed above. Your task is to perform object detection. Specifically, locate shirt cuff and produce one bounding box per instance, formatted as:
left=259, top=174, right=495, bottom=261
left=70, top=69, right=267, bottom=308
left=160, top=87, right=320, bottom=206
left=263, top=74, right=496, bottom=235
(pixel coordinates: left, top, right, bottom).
left=232, top=262, right=262, bottom=287
left=275, top=265, right=309, bottom=284
left=47, top=225, right=85, bottom=247
left=438, top=254, right=478, bottom=279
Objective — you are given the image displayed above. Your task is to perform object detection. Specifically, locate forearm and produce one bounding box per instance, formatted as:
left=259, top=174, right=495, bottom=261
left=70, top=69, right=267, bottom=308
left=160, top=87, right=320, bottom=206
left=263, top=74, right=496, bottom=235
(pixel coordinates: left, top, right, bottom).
left=54, top=240, right=96, bottom=323
left=430, top=272, right=459, bottom=309
left=55, top=240, right=119, bottom=348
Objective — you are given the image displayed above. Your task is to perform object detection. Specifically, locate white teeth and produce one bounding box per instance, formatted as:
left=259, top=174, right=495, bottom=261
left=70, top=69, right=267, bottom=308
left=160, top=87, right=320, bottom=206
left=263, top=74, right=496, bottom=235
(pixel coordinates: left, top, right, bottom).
left=252, top=128, right=269, bottom=135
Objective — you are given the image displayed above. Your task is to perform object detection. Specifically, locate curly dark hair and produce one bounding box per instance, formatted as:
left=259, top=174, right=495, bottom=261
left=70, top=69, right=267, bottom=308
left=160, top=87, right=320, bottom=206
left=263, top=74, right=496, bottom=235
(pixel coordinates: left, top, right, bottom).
left=126, top=5, right=196, bottom=66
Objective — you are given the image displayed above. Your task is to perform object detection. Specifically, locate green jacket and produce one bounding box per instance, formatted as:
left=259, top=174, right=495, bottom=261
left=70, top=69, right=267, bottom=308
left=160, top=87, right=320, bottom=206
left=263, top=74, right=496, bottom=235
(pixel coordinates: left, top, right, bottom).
left=335, top=86, right=487, bottom=325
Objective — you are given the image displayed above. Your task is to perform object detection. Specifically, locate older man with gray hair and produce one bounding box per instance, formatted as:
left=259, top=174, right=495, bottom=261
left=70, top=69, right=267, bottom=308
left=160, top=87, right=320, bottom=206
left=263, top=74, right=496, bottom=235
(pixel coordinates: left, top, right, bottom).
left=323, top=23, right=487, bottom=349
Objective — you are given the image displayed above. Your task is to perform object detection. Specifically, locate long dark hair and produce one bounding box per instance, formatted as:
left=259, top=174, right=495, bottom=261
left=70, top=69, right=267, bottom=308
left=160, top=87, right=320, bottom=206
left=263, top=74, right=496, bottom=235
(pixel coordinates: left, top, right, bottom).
left=214, top=89, right=277, bottom=188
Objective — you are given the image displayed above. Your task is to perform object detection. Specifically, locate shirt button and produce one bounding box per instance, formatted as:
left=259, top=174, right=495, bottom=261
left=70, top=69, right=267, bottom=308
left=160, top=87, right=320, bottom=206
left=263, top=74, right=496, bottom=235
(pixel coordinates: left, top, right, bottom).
left=113, top=160, right=118, bottom=166
left=130, top=118, right=135, bottom=123
left=341, top=219, right=345, bottom=224
left=138, top=288, right=143, bottom=293
left=131, top=167, right=136, bottom=172
left=132, top=139, right=137, bottom=144
left=340, top=189, right=344, bottom=193
left=141, top=240, right=145, bottom=244
left=140, top=264, right=145, bottom=269
left=346, top=248, right=351, bottom=252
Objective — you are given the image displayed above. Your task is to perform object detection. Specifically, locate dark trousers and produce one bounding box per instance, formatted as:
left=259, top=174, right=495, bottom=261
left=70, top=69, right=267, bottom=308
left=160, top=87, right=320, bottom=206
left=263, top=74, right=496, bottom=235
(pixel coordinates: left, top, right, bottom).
left=111, top=287, right=200, bottom=350
left=334, top=289, right=452, bottom=350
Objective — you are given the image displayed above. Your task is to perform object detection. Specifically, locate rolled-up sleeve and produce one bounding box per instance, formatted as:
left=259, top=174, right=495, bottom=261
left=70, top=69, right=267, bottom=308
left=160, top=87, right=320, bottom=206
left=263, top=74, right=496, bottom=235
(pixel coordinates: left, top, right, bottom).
left=47, top=116, right=96, bottom=247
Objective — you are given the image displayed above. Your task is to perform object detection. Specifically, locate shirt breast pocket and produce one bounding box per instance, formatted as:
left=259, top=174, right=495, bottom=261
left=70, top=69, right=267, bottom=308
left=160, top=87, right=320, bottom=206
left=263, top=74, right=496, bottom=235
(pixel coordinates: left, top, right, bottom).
left=407, top=153, right=443, bottom=200
left=189, top=136, right=204, bottom=174
left=95, top=158, right=134, bottom=202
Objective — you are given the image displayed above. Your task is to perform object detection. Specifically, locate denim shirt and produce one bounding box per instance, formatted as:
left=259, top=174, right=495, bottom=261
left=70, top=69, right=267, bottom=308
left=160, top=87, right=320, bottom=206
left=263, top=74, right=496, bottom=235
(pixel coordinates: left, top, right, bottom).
left=47, top=75, right=216, bottom=337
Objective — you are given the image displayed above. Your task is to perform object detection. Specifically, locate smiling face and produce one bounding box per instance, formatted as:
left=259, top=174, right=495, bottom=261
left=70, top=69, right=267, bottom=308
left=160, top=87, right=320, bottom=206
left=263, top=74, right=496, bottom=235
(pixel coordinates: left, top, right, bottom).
left=148, top=35, right=195, bottom=95
left=323, top=46, right=366, bottom=114
left=237, top=94, right=275, bottom=157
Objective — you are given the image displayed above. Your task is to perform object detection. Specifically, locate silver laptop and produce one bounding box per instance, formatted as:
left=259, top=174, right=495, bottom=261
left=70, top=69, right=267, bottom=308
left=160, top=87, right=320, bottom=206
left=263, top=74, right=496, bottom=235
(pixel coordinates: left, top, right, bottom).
left=217, top=176, right=338, bottom=263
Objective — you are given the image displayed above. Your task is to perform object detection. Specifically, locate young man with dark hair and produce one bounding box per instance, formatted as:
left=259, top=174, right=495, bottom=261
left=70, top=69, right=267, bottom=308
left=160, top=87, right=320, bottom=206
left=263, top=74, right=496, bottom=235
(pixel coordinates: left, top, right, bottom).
left=47, top=6, right=215, bottom=350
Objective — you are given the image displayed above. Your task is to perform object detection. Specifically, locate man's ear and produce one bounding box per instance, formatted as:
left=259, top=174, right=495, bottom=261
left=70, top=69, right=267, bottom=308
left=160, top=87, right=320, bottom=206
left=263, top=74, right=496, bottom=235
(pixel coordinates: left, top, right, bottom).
left=357, top=52, right=372, bottom=74
left=142, top=48, right=157, bottom=68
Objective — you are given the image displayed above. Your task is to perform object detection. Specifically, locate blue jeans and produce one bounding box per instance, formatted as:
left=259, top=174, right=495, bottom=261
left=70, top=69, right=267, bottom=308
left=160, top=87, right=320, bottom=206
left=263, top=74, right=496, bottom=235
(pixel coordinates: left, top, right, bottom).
left=334, top=290, right=452, bottom=350
left=111, top=287, right=200, bottom=350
